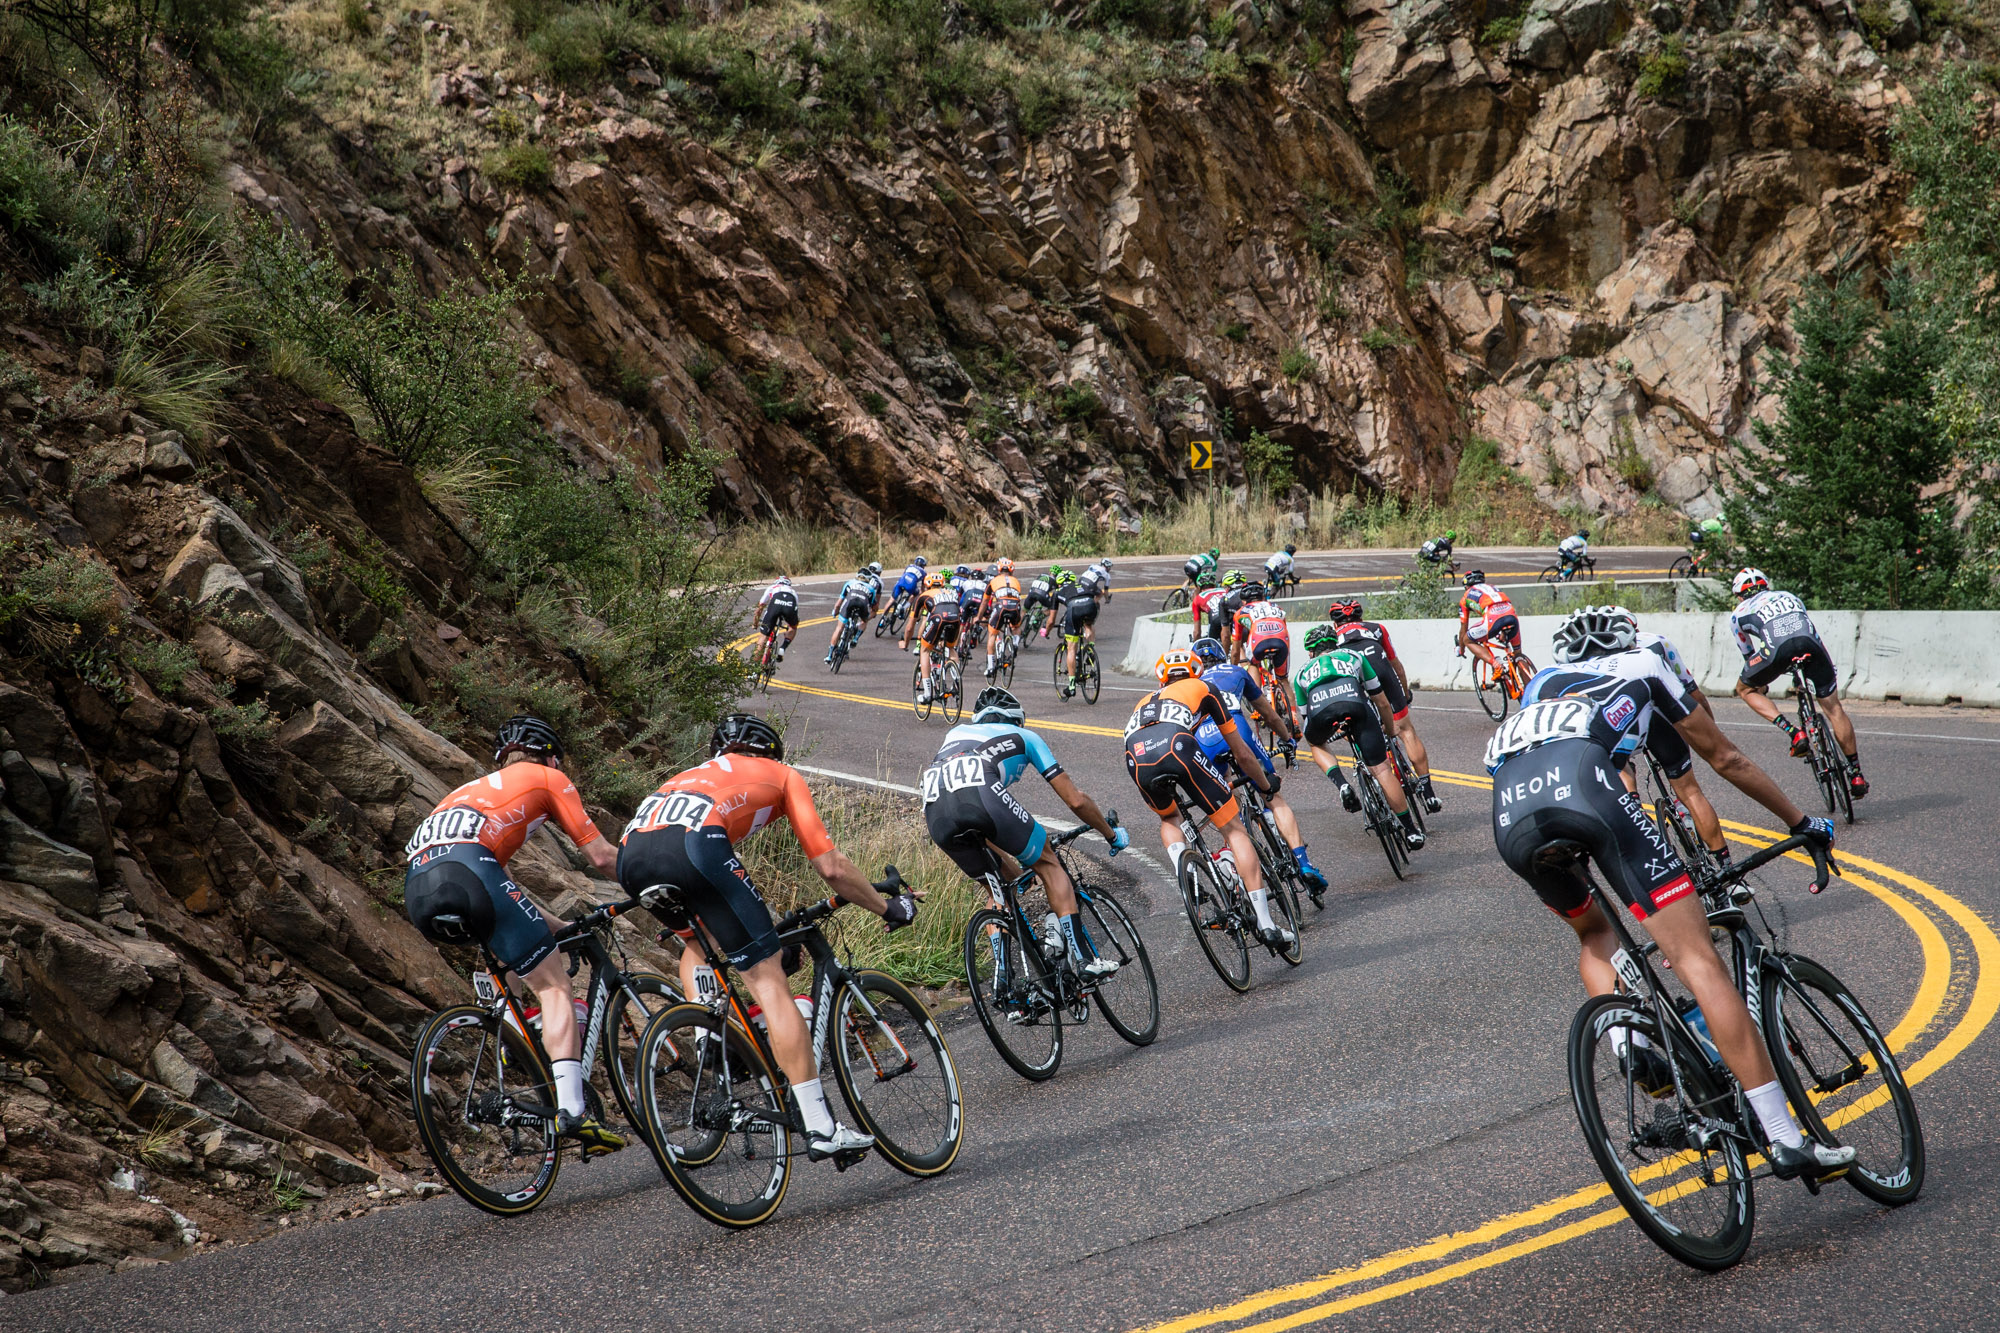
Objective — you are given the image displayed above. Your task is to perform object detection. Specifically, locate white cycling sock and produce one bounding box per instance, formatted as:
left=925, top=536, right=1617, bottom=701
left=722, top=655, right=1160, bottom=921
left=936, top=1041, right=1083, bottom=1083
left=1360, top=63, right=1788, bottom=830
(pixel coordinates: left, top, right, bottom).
left=794, top=1076, right=836, bottom=1137
left=1746, top=1080, right=1804, bottom=1149
left=1249, top=887, right=1274, bottom=930
left=551, top=1059, right=586, bottom=1118
left=1167, top=841, right=1188, bottom=880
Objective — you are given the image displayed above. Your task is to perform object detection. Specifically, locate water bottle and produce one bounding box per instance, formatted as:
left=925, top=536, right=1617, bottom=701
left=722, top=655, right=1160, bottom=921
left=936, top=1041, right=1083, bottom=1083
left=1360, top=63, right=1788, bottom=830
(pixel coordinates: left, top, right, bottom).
left=1041, top=912, right=1065, bottom=961
left=1676, top=998, right=1721, bottom=1066
left=749, top=996, right=814, bottom=1034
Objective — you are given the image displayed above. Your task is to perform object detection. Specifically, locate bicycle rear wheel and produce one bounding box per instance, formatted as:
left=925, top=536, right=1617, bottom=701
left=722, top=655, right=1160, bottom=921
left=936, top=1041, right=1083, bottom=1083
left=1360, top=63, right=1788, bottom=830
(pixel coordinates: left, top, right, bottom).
left=604, top=972, right=681, bottom=1136
left=830, top=971, right=964, bottom=1177
left=1762, top=954, right=1923, bottom=1207
left=1539, top=565, right=1563, bottom=585
left=997, top=637, right=1017, bottom=688
left=1390, top=740, right=1425, bottom=836
left=1163, top=585, right=1192, bottom=613
left=963, top=908, right=1063, bottom=1081
left=1052, top=642, right=1067, bottom=693
left=1358, top=768, right=1408, bottom=880
left=1081, top=890, right=1158, bottom=1045
left=1180, top=847, right=1251, bottom=993
left=638, top=1004, right=791, bottom=1229
left=1816, top=716, right=1854, bottom=823
left=1264, top=865, right=1303, bottom=966
left=940, top=661, right=964, bottom=722
left=1670, top=555, right=1694, bottom=580
left=409, top=1005, right=562, bottom=1217
left=1245, top=804, right=1306, bottom=945
left=1568, top=993, right=1754, bottom=1271
left=1079, top=643, right=1101, bottom=704
left=911, top=663, right=933, bottom=720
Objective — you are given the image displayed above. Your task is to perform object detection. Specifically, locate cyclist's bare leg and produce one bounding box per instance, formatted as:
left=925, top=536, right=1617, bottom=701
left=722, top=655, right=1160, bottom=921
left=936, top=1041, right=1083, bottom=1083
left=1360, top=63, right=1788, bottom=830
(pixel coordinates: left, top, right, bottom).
left=1221, top=818, right=1263, bottom=895
left=1269, top=793, right=1304, bottom=847
left=1372, top=758, right=1409, bottom=814
left=1819, top=691, right=1859, bottom=757
left=1394, top=715, right=1431, bottom=774
left=741, top=953, right=816, bottom=1087
left=1733, top=678, right=1784, bottom=725
left=1031, top=846, right=1079, bottom=916
left=522, top=951, right=579, bottom=1062
left=1669, top=769, right=1727, bottom=853
left=1641, top=895, right=1779, bottom=1088
left=1467, top=636, right=1497, bottom=670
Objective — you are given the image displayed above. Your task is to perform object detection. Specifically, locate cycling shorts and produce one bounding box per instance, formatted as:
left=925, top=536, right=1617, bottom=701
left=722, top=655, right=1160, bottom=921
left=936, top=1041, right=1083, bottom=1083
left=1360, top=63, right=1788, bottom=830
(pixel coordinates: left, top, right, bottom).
left=1063, top=598, right=1099, bottom=636
left=760, top=602, right=799, bottom=634
left=1250, top=636, right=1289, bottom=672
left=893, top=573, right=920, bottom=597
left=404, top=844, right=558, bottom=977
left=923, top=781, right=1048, bottom=887
left=991, top=602, right=1022, bottom=630
left=1303, top=696, right=1388, bottom=767
left=1342, top=640, right=1409, bottom=719
left=839, top=594, right=873, bottom=623
left=920, top=614, right=961, bottom=647
left=1644, top=709, right=1694, bottom=780
left=1741, top=634, right=1837, bottom=698
left=1198, top=715, right=1275, bottom=778
left=1125, top=723, right=1238, bottom=825
left=1491, top=737, right=1694, bottom=921
left=1467, top=612, right=1519, bottom=645
left=1183, top=557, right=1205, bottom=581
left=616, top=825, right=782, bottom=971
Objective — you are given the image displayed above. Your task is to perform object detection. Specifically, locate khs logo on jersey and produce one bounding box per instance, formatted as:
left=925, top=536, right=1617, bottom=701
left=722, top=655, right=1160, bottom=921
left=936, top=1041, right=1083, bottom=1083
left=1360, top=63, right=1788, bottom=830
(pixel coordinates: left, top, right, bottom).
left=1602, top=695, right=1638, bottom=730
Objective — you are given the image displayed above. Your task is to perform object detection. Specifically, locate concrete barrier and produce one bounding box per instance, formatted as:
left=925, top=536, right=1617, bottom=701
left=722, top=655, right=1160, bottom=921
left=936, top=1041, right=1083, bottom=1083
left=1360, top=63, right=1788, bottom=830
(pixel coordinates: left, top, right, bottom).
left=1121, top=608, right=2000, bottom=705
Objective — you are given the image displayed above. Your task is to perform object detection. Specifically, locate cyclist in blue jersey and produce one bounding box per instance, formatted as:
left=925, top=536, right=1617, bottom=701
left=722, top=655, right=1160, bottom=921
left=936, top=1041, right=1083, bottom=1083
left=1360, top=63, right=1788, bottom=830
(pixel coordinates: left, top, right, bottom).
left=893, top=556, right=928, bottom=600
left=923, top=688, right=1130, bottom=981
left=1188, top=638, right=1329, bottom=895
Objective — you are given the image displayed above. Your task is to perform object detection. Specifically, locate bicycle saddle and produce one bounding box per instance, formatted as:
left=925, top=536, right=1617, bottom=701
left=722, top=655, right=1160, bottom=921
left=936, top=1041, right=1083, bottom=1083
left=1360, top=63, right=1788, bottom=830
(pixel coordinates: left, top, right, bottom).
left=429, top=912, right=475, bottom=943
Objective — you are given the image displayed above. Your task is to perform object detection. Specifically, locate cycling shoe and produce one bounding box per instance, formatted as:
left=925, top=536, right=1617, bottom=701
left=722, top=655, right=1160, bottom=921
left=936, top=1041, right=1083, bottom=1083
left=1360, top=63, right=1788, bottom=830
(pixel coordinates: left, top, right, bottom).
left=1768, top=1139, right=1856, bottom=1181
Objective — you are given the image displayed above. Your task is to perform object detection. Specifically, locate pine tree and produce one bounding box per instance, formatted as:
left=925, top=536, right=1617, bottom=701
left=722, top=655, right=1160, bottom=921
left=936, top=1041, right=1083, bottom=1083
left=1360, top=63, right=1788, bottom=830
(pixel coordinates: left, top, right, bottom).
left=1723, top=277, right=1960, bottom=608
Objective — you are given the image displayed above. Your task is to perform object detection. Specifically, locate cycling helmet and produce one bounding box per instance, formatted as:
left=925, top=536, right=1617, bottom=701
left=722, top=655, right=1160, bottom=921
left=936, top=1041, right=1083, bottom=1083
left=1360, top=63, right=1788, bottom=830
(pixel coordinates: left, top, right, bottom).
left=710, top=713, right=784, bottom=760
left=914, top=556, right=927, bottom=567
left=996, top=557, right=1014, bottom=573
left=1100, top=560, right=1113, bottom=570
left=494, top=715, right=564, bottom=766
left=1049, top=564, right=1066, bottom=579
left=858, top=567, right=872, bottom=578
left=1195, top=570, right=1217, bottom=589
left=955, top=564, right=970, bottom=578
left=1058, top=570, right=1078, bottom=586
left=1445, top=530, right=1457, bottom=540
left=1208, top=548, right=1221, bottom=561
left=1302, top=624, right=1342, bottom=655
left=925, top=571, right=948, bottom=589
left=869, top=561, right=883, bottom=575
left=1551, top=606, right=1638, bottom=663
left=971, top=687, right=1025, bottom=725
left=1190, top=636, right=1229, bottom=666
left=1283, top=544, right=1296, bottom=556
left=1242, top=582, right=1268, bottom=602
left=985, top=566, right=999, bottom=579
left=1155, top=648, right=1202, bottom=685
left=779, top=574, right=793, bottom=585
left=1327, top=599, right=1363, bottom=624
left=1576, top=528, right=1590, bottom=539
left=1732, top=568, right=1770, bottom=598
left=1222, top=570, right=1245, bottom=587
left=1463, top=569, right=1485, bottom=588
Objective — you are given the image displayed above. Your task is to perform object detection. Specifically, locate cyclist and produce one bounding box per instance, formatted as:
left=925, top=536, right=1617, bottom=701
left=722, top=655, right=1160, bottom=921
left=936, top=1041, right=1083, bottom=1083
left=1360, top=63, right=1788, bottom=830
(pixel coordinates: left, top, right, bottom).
left=1058, top=569, right=1102, bottom=698
left=1124, top=650, right=1291, bottom=949
left=403, top=716, right=626, bottom=1156
left=1557, top=528, right=1590, bottom=578
left=892, top=555, right=928, bottom=605
left=1457, top=569, right=1520, bottom=673
left=826, top=566, right=881, bottom=664
left=1083, top=558, right=1114, bottom=601
left=1263, top=543, right=1298, bottom=592
left=1190, top=570, right=1227, bottom=642
left=1236, top=592, right=1296, bottom=735
left=1629, top=622, right=1732, bottom=866
left=958, top=563, right=991, bottom=645
left=1728, top=569, right=1868, bottom=799
left=1486, top=607, right=1854, bottom=1181
left=1179, top=547, right=1222, bottom=600
left=1689, top=516, right=1724, bottom=548
left=1294, top=625, right=1426, bottom=851
left=1025, top=564, right=1059, bottom=638
left=925, top=687, right=1131, bottom=990
left=985, top=558, right=1025, bottom=679
left=617, top=714, right=917, bottom=1161
left=1417, top=530, right=1457, bottom=567
left=754, top=574, right=800, bottom=665
left=1219, top=574, right=1262, bottom=662
left=1188, top=637, right=1329, bottom=895
left=903, top=571, right=964, bottom=704
left=1329, top=599, right=1441, bottom=813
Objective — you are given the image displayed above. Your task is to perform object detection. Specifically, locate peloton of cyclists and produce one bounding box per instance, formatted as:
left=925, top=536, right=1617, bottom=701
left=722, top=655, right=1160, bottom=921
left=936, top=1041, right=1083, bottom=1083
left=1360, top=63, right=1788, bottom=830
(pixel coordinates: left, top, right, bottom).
left=826, top=566, right=882, bottom=664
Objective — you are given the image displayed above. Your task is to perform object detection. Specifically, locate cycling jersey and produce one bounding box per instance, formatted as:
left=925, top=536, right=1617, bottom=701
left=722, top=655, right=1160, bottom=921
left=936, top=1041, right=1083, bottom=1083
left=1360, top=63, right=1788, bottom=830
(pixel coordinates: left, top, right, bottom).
left=917, top=588, right=962, bottom=645
left=1335, top=621, right=1409, bottom=717
left=1192, top=585, right=1228, bottom=636
left=1460, top=583, right=1518, bottom=642
left=922, top=723, right=1064, bottom=883
left=989, top=574, right=1024, bottom=628
left=1025, top=575, right=1055, bottom=609
left=1061, top=585, right=1100, bottom=634
left=892, top=569, right=922, bottom=598
left=1731, top=589, right=1837, bottom=696
left=1194, top=662, right=1276, bottom=777
left=1559, top=535, right=1589, bottom=561
left=757, top=580, right=800, bottom=632
left=1264, top=550, right=1294, bottom=581
left=1294, top=648, right=1388, bottom=763
left=1634, top=631, right=1697, bottom=693
left=627, top=754, right=835, bottom=857
left=1492, top=649, right=1694, bottom=772
left=1125, top=677, right=1240, bottom=821
left=406, top=763, right=602, bottom=865
left=836, top=577, right=876, bottom=620
left=1419, top=537, right=1454, bottom=563
left=1238, top=601, right=1291, bottom=670
left=1183, top=553, right=1217, bottom=582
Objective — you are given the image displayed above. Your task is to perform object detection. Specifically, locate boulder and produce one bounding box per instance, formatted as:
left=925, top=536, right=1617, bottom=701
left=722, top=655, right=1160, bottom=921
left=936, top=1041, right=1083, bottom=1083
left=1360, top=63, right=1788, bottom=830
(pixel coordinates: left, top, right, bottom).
left=195, top=1126, right=284, bottom=1176
left=0, top=808, right=99, bottom=912
left=276, top=703, right=410, bottom=806
left=1611, top=286, right=1764, bottom=440
left=1516, top=0, right=1628, bottom=70
left=142, top=431, right=197, bottom=481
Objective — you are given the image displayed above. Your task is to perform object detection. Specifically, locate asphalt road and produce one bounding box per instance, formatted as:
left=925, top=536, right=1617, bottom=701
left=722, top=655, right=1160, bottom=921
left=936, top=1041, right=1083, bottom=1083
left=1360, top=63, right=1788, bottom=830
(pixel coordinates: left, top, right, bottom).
left=16, top=546, right=2000, bottom=1333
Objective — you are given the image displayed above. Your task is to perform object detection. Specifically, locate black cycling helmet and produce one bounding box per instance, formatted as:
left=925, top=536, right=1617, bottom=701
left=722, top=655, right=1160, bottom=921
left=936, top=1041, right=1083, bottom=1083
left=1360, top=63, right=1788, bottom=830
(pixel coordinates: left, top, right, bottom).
left=495, top=715, right=565, bottom=766
left=1463, top=569, right=1485, bottom=587
left=971, top=687, right=1025, bottom=725
left=1327, top=598, right=1363, bottom=624
left=1303, top=623, right=1342, bottom=655
left=1283, top=543, right=1296, bottom=556
left=1190, top=636, right=1228, bottom=665
left=710, top=713, right=784, bottom=761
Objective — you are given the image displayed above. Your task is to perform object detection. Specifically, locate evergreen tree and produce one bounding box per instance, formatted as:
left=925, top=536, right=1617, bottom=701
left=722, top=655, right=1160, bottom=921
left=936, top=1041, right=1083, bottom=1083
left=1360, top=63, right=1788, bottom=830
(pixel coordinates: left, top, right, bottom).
left=1723, top=277, right=1960, bottom=608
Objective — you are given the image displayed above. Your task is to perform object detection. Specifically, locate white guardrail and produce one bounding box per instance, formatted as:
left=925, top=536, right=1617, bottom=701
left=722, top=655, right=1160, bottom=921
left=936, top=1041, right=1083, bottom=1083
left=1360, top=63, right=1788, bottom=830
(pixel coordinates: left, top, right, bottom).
left=1121, top=609, right=2000, bottom=706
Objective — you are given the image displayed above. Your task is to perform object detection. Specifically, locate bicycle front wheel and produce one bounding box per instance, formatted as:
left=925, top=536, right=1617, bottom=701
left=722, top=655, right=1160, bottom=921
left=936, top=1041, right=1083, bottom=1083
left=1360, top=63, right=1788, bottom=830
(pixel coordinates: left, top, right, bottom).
left=1390, top=741, right=1425, bottom=835
left=830, top=971, right=964, bottom=1178
left=638, top=1003, right=791, bottom=1229
left=1670, top=555, right=1694, bottom=580
left=1475, top=661, right=1508, bottom=722
left=1079, top=643, right=1101, bottom=704
left=911, top=663, right=933, bottom=720
left=1762, top=954, right=1923, bottom=1207
left=964, top=908, right=1063, bottom=1081
left=1082, top=890, right=1159, bottom=1045
left=1568, top=993, right=1754, bottom=1271
left=1163, top=585, right=1192, bottom=613
left=1539, top=564, right=1563, bottom=585
left=1181, top=849, right=1251, bottom=992
left=1359, top=769, right=1408, bottom=880
left=940, top=661, right=964, bottom=722
left=408, top=1005, right=560, bottom=1217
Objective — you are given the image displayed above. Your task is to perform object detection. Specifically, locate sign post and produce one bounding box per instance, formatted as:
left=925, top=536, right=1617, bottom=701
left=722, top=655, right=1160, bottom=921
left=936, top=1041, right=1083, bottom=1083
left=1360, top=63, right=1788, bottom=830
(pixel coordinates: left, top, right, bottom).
left=1190, top=439, right=1214, bottom=549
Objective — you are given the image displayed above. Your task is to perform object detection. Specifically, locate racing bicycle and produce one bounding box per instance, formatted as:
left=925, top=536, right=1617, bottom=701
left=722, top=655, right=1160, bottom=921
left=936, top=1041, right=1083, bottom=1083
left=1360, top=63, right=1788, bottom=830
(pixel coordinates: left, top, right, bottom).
left=875, top=591, right=915, bottom=638
left=1540, top=553, right=1599, bottom=583
left=1669, top=547, right=1713, bottom=581
left=1567, top=832, right=1922, bottom=1269
left=1788, top=654, right=1856, bottom=825
left=1635, top=743, right=1724, bottom=895
left=406, top=896, right=681, bottom=1216
left=634, top=871, right=964, bottom=1229
left=827, top=612, right=866, bottom=674
left=1234, top=773, right=1314, bottom=916
left=1054, top=638, right=1101, bottom=704
left=961, top=817, right=1158, bottom=1081
left=1388, top=734, right=1428, bottom=838
left=750, top=629, right=783, bottom=693
left=1169, top=785, right=1302, bottom=992
left=988, top=621, right=1023, bottom=687
left=1343, top=727, right=1411, bottom=880
left=1162, top=583, right=1195, bottom=613
left=912, top=651, right=964, bottom=723
left=1471, top=640, right=1537, bottom=722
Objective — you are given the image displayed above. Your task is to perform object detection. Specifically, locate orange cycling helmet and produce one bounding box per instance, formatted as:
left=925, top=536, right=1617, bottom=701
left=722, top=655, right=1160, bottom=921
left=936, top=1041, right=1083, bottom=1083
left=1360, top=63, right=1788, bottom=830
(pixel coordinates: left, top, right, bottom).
left=996, top=557, right=1015, bottom=573
left=1155, top=649, right=1202, bottom=686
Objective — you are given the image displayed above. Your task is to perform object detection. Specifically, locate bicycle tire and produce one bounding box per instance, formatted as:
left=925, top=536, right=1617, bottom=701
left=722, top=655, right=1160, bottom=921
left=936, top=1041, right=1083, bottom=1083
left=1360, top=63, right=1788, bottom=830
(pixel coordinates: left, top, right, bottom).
left=963, top=908, right=1063, bottom=1081
left=408, top=1005, right=560, bottom=1217
left=941, top=662, right=964, bottom=723
left=1081, top=890, right=1159, bottom=1045
left=1357, top=768, right=1407, bottom=880
left=1539, top=565, right=1563, bottom=585
left=1163, top=586, right=1192, bottom=613
left=1761, top=954, right=1923, bottom=1207
left=911, top=663, right=933, bottom=720
left=1079, top=643, right=1101, bottom=704
left=1180, top=847, right=1252, bottom=992
left=604, top=972, right=681, bottom=1137
left=1567, top=993, right=1754, bottom=1271
left=1474, top=660, right=1508, bottom=722
left=1264, top=861, right=1303, bottom=966
left=997, top=637, right=1017, bottom=689
left=829, top=970, right=964, bottom=1178
left=1817, top=716, right=1854, bottom=824
left=1390, top=740, right=1425, bottom=836
left=638, top=1003, right=791, bottom=1229
left=1245, top=803, right=1306, bottom=948
left=1052, top=642, right=1067, bottom=694
left=1670, top=555, right=1694, bottom=580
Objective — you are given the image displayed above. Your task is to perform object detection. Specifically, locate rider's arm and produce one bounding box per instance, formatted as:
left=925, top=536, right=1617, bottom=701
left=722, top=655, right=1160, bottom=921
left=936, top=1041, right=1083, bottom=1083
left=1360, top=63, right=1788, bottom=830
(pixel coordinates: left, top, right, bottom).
left=540, top=771, right=619, bottom=876
left=1675, top=707, right=1805, bottom=828
left=1047, top=772, right=1117, bottom=843
left=1203, top=687, right=1272, bottom=793
left=786, top=770, right=904, bottom=916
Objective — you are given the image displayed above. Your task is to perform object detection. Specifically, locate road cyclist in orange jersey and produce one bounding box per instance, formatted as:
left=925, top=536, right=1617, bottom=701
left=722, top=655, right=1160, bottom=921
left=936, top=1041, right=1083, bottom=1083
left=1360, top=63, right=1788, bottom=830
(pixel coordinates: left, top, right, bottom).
left=401, top=715, right=628, bottom=1156
left=616, top=714, right=919, bottom=1160
left=984, top=558, right=1026, bottom=680
left=902, top=570, right=965, bottom=705
left=1457, top=568, right=1522, bottom=673
left=1123, top=650, right=1293, bottom=950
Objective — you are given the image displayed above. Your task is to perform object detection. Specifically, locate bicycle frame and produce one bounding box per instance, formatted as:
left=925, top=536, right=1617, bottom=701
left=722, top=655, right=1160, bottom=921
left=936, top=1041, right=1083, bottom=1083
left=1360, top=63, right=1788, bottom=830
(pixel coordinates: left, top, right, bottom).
left=981, top=826, right=1102, bottom=1013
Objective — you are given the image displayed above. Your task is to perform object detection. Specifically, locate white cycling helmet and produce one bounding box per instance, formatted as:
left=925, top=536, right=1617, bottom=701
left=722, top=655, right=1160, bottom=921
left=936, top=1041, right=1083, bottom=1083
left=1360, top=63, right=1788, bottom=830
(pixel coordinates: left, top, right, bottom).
left=778, top=575, right=793, bottom=586
left=1551, top=605, right=1637, bottom=663
left=1732, top=568, right=1770, bottom=598
left=868, top=561, right=883, bottom=575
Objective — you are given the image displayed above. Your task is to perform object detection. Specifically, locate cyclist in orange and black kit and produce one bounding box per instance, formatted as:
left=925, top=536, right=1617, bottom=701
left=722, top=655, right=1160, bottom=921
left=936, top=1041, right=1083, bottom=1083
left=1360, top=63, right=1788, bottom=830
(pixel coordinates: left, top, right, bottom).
left=402, top=716, right=626, bottom=1155
left=617, top=715, right=918, bottom=1160
left=902, top=571, right=963, bottom=704
left=984, top=558, right=1025, bottom=680
left=1123, top=650, right=1291, bottom=949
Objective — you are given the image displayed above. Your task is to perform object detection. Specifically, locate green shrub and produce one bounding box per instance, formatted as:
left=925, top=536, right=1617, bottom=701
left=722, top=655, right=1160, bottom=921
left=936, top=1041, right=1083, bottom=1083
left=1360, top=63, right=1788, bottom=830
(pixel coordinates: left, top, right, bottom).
left=529, top=4, right=639, bottom=85
left=687, top=347, right=721, bottom=390
left=1361, top=326, right=1412, bottom=352
left=1221, top=320, right=1249, bottom=342
left=1054, top=383, right=1102, bottom=420
left=748, top=367, right=812, bottom=425
left=484, top=143, right=553, bottom=192
left=339, top=0, right=371, bottom=33
left=614, top=355, right=651, bottom=408
left=862, top=390, right=889, bottom=416
left=1636, top=36, right=1689, bottom=100
left=1016, top=73, right=1071, bottom=136
left=1279, top=346, right=1317, bottom=381
left=1244, top=428, right=1296, bottom=492
left=210, top=698, right=278, bottom=742
left=2, top=552, right=126, bottom=662
left=1480, top=15, right=1523, bottom=45
left=127, top=638, right=201, bottom=694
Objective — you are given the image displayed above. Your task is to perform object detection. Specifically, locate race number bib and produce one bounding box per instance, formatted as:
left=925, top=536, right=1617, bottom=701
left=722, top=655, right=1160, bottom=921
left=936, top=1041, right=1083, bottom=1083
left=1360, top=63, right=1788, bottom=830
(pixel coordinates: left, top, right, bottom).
left=404, top=807, right=488, bottom=858
left=920, top=754, right=987, bottom=804
left=624, top=790, right=718, bottom=839
left=1484, top=698, right=1594, bottom=770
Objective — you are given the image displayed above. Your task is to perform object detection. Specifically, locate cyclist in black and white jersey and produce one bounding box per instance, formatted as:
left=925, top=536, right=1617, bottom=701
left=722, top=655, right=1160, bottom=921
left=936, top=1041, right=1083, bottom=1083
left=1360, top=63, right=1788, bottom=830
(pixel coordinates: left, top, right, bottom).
left=1491, top=606, right=1852, bottom=1182
left=825, top=567, right=881, bottom=663
left=1728, top=569, right=1867, bottom=798
left=754, top=576, right=800, bottom=662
